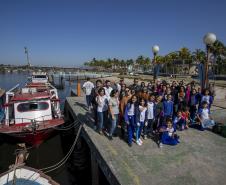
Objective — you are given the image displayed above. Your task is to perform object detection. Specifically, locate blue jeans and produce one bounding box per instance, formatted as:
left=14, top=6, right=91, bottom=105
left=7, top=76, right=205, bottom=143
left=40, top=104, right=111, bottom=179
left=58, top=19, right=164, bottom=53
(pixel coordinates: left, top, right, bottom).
left=202, top=119, right=215, bottom=128
left=136, top=121, right=144, bottom=141
left=127, top=115, right=136, bottom=144
left=109, top=114, right=119, bottom=136
left=97, top=111, right=108, bottom=131
left=144, top=119, right=154, bottom=136
left=86, top=95, right=92, bottom=107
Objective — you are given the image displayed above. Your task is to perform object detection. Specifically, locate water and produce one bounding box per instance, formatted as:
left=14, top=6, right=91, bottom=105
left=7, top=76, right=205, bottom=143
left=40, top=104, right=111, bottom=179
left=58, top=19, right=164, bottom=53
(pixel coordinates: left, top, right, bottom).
left=0, top=72, right=91, bottom=185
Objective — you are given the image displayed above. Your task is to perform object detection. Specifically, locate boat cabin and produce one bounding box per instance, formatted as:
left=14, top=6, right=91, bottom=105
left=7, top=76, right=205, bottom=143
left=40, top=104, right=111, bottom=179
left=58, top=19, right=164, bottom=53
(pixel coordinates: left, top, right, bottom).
left=31, top=72, right=48, bottom=83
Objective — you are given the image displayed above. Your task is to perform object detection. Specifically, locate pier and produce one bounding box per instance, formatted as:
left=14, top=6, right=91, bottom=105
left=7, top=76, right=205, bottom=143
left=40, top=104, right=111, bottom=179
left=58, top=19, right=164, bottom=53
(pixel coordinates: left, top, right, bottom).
left=64, top=96, right=226, bottom=185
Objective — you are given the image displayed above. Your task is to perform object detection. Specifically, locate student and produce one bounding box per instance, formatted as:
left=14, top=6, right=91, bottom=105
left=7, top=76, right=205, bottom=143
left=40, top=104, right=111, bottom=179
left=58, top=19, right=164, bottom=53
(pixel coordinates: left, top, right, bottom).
left=91, top=79, right=103, bottom=129
left=154, top=95, right=164, bottom=130
left=108, top=90, right=120, bottom=140
left=173, top=110, right=186, bottom=131
left=119, top=88, right=132, bottom=139
left=144, top=94, right=155, bottom=138
left=189, top=88, right=198, bottom=124
left=182, top=106, right=190, bottom=128
left=185, top=84, right=191, bottom=105
left=136, top=98, right=148, bottom=145
left=124, top=95, right=138, bottom=147
left=96, top=88, right=108, bottom=135
left=163, top=94, right=174, bottom=119
left=82, top=77, right=94, bottom=110
left=201, top=89, right=213, bottom=110
left=161, top=118, right=180, bottom=146
left=197, top=101, right=215, bottom=131
left=139, top=87, right=149, bottom=101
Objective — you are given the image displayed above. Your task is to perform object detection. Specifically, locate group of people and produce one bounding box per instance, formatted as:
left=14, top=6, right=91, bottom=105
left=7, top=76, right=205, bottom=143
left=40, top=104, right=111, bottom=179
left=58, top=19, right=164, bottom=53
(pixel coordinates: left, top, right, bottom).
left=82, top=77, right=216, bottom=147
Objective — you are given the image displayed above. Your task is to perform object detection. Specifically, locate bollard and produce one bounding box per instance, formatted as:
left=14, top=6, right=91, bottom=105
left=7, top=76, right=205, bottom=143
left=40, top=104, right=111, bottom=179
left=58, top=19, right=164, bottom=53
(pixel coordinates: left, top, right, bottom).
left=77, top=79, right=81, bottom=96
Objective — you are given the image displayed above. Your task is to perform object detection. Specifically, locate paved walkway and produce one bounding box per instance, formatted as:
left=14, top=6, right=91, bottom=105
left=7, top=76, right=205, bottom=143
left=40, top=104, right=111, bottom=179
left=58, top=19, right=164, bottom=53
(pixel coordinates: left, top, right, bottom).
left=66, top=96, right=226, bottom=185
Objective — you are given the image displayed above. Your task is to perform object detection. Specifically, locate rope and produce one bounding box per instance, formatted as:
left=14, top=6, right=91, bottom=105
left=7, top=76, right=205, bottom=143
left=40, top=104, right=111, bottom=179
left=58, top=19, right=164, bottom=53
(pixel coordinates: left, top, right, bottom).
left=20, top=121, right=84, bottom=185
left=52, top=120, right=80, bottom=131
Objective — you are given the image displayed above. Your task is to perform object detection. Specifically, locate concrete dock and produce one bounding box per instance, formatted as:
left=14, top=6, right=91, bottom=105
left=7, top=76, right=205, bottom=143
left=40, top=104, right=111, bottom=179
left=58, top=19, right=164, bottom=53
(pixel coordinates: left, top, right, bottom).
left=64, top=96, right=226, bottom=185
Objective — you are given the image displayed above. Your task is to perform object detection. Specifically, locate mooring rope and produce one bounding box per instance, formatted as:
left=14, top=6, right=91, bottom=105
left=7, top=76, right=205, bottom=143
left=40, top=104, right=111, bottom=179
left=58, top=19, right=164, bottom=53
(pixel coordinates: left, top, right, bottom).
left=20, top=121, right=84, bottom=185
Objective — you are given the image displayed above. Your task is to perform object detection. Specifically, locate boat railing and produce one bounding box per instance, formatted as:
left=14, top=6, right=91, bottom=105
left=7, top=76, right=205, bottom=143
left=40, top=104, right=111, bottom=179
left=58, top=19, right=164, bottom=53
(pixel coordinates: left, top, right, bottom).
left=0, top=114, right=63, bottom=129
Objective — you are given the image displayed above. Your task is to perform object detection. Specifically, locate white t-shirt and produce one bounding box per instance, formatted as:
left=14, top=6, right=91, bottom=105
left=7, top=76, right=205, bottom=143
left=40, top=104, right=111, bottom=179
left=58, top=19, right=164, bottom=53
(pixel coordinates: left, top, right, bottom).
left=104, top=86, right=113, bottom=100
left=128, top=104, right=135, bottom=116
left=96, top=95, right=108, bottom=112
left=139, top=106, right=147, bottom=122
left=82, top=81, right=94, bottom=95
left=200, top=108, right=209, bottom=122
left=147, top=101, right=154, bottom=119
left=167, top=127, right=174, bottom=137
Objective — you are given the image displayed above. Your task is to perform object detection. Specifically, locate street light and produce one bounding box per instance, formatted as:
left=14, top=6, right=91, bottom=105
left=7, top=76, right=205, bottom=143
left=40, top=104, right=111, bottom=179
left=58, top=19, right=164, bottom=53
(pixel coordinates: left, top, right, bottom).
left=152, top=45, right=160, bottom=82
left=203, top=33, right=216, bottom=89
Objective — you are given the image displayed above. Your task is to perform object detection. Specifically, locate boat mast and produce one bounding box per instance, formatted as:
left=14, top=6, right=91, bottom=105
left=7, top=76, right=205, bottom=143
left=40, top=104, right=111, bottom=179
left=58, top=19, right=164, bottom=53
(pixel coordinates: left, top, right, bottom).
left=24, top=47, right=30, bottom=67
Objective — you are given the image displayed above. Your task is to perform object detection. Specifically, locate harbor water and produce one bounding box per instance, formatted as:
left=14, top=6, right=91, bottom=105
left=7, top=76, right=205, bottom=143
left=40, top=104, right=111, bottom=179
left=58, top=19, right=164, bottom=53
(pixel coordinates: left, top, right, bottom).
left=0, top=72, right=91, bottom=185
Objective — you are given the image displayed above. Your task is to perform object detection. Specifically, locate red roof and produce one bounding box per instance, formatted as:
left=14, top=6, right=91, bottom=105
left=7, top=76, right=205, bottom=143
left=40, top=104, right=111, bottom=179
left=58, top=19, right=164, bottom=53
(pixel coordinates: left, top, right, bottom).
left=11, top=92, right=50, bottom=101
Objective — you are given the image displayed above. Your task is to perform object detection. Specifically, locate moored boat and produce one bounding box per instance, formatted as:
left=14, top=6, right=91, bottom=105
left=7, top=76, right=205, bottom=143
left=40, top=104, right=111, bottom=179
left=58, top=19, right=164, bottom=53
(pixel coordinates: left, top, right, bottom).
left=0, top=72, right=64, bottom=146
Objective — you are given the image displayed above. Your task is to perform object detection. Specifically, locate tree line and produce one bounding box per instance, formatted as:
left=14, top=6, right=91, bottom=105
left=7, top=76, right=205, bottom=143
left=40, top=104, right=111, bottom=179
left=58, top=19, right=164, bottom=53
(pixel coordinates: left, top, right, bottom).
left=84, top=40, right=226, bottom=74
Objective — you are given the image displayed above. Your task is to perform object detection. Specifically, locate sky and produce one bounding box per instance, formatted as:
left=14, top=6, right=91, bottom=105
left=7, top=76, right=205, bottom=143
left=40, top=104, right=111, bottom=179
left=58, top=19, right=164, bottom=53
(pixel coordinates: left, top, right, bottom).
left=0, top=0, right=225, bottom=67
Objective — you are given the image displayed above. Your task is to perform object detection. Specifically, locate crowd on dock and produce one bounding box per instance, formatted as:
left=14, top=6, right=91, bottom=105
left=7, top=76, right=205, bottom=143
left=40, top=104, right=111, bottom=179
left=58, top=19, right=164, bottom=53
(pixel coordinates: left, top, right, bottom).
left=82, top=77, right=216, bottom=147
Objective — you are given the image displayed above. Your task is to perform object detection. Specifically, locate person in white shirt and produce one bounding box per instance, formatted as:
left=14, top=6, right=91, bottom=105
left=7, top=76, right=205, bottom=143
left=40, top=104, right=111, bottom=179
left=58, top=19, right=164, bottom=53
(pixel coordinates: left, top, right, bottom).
left=82, top=77, right=94, bottom=110
left=136, top=98, right=147, bottom=146
left=95, top=87, right=108, bottom=134
left=144, top=94, right=155, bottom=138
left=103, top=80, right=113, bottom=101
left=197, top=101, right=215, bottom=130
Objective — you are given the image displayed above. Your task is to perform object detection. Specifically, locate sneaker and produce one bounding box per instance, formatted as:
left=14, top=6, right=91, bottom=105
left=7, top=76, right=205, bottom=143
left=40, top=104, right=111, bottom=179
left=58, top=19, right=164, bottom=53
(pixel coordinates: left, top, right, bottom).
left=143, top=135, right=147, bottom=140
left=136, top=140, right=142, bottom=146
left=159, top=142, right=163, bottom=148
left=139, top=138, right=143, bottom=144
left=99, top=130, right=103, bottom=135
left=128, top=143, right=132, bottom=147
left=108, top=136, right=113, bottom=140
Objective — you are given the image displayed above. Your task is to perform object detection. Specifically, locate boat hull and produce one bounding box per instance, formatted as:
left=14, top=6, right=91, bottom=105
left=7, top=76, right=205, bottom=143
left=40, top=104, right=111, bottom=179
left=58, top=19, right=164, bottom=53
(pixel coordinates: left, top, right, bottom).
left=0, top=119, right=64, bottom=146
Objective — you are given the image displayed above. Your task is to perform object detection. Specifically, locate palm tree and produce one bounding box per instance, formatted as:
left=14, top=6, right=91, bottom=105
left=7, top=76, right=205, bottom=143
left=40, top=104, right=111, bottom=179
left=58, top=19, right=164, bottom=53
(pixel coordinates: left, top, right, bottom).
left=192, top=49, right=206, bottom=64
left=179, top=47, right=192, bottom=73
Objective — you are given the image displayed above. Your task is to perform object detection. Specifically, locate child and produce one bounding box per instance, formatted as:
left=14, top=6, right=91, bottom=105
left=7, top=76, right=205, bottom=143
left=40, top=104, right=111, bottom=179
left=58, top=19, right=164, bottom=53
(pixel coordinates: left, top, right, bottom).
left=144, top=94, right=155, bottom=138
left=197, top=101, right=215, bottom=131
left=163, top=94, right=174, bottom=119
left=136, top=98, right=148, bottom=145
left=201, top=89, right=213, bottom=111
left=154, top=95, right=164, bottom=131
left=182, top=106, right=190, bottom=128
left=124, top=95, right=139, bottom=147
left=160, top=118, right=180, bottom=147
left=173, top=110, right=186, bottom=131
left=189, top=88, right=198, bottom=124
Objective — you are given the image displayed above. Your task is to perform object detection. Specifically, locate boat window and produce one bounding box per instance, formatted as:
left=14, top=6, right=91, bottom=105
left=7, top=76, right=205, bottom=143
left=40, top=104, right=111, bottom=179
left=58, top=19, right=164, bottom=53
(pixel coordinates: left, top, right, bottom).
left=33, top=75, right=47, bottom=79
left=17, top=102, right=49, bottom=112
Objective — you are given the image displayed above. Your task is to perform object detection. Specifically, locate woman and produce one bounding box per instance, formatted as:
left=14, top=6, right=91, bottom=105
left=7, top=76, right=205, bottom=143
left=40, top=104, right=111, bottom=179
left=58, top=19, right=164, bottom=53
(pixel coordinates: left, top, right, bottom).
left=96, top=88, right=108, bottom=135
left=124, top=95, right=139, bottom=147
left=108, top=89, right=120, bottom=140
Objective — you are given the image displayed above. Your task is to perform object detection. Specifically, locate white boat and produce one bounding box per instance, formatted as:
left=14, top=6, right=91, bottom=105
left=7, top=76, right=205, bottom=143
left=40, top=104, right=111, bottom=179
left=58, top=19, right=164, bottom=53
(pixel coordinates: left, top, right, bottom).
left=0, top=72, right=64, bottom=146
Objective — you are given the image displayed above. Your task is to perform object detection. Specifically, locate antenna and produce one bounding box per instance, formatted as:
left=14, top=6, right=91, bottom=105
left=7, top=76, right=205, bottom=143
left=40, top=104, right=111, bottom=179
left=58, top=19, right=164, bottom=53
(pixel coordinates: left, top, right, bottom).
left=24, top=47, right=30, bottom=67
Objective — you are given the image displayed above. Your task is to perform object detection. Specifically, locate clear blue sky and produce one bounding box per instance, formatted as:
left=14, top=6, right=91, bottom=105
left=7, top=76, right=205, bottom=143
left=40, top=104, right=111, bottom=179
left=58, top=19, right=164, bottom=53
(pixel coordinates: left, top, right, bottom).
left=0, top=0, right=225, bottom=67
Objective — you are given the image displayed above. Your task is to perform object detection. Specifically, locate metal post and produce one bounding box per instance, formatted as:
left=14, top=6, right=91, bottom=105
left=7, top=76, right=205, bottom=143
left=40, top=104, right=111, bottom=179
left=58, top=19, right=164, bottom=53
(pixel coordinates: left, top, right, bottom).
left=204, top=45, right=210, bottom=89
left=153, top=53, right=156, bottom=82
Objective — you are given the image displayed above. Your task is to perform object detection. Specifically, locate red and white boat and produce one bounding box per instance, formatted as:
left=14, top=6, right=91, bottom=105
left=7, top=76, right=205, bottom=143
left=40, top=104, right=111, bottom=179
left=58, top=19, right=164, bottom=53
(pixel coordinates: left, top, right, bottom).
left=0, top=72, right=64, bottom=146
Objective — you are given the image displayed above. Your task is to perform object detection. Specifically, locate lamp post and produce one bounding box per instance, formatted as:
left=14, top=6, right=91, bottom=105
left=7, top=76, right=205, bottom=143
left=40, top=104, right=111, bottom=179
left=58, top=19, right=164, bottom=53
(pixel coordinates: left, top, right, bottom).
left=203, top=33, right=216, bottom=89
left=152, top=45, right=160, bottom=82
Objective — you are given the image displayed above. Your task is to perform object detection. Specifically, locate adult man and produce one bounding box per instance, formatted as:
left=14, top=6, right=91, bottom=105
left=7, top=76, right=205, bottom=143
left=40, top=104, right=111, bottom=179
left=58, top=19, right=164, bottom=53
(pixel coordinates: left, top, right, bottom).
left=104, top=80, right=113, bottom=101
left=129, top=78, right=140, bottom=95
left=82, top=77, right=94, bottom=110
